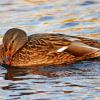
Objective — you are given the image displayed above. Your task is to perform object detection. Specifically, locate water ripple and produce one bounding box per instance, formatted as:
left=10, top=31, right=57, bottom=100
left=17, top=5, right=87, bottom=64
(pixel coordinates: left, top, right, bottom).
left=39, top=16, right=54, bottom=21
left=80, top=1, right=98, bottom=6
left=61, top=22, right=79, bottom=28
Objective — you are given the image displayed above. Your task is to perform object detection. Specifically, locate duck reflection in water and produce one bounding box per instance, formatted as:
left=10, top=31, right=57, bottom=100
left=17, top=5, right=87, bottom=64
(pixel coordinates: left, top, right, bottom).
left=4, top=65, right=73, bottom=80
left=3, top=58, right=100, bottom=81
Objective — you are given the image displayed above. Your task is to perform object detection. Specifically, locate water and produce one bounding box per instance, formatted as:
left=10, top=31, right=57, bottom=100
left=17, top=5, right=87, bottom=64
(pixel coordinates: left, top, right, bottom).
left=0, top=0, right=100, bottom=100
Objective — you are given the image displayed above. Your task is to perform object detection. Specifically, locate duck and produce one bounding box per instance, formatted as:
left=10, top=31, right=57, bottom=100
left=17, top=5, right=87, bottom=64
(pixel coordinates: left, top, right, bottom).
left=0, top=28, right=100, bottom=67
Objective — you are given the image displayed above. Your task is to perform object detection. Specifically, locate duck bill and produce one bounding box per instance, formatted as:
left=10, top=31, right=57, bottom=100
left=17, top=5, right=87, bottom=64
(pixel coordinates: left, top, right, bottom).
left=3, top=50, right=12, bottom=65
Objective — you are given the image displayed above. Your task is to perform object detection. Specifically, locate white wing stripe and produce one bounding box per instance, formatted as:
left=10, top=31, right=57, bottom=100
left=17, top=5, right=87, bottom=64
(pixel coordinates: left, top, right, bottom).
left=57, top=46, right=68, bottom=52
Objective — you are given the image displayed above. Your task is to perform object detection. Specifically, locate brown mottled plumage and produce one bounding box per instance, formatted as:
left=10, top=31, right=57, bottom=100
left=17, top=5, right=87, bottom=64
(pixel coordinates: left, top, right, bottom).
left=0, top=28, right=100, bottom=67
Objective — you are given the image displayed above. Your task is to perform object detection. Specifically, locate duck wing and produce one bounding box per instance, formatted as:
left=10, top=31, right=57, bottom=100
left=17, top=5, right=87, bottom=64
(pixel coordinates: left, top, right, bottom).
left=28, top=34, right=100, bottom=57
left=28, top=34, right=71, bottom=48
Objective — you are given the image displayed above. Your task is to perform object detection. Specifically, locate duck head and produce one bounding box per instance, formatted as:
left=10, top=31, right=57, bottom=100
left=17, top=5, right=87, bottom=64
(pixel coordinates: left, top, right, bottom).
left=2, top=28, right=28, bottom=65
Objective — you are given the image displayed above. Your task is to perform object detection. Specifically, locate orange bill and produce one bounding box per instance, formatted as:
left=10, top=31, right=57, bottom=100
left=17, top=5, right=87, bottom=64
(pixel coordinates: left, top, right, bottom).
left=3, top=50, right=12, bottom=65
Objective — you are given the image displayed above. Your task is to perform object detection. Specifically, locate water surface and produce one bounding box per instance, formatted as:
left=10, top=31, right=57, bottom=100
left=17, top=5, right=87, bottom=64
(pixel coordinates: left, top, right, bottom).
left=0, top=0, right=100, bottom=100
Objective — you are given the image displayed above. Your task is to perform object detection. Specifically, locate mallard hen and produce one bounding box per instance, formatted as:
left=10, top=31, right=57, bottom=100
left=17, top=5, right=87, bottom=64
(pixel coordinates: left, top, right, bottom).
left=0, top=28, right=100, bottom=67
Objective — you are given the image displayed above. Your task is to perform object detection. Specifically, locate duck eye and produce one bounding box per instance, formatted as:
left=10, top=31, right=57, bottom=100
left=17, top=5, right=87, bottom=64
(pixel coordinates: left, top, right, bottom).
left=12, top=40, right=14, bottom=43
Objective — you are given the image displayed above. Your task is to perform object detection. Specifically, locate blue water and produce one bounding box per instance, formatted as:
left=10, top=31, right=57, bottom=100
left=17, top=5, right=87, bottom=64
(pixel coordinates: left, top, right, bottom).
left=0, top=0, right=100, bottom=100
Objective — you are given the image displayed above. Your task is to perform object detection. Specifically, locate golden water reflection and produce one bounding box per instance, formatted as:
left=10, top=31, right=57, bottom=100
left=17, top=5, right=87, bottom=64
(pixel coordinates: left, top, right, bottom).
left=0, top=0, right=100, bottom=100
left=0, top=0, right=100, bottom=36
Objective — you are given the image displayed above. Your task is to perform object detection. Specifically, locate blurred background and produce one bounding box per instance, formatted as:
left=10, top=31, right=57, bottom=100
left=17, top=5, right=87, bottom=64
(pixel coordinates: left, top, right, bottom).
left=0, top=0, right=100, bottom=100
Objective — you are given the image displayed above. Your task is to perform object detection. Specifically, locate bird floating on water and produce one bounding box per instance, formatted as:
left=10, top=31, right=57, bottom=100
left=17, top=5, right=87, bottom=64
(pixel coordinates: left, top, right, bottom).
left=0, top=28, right=100, bottom=67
